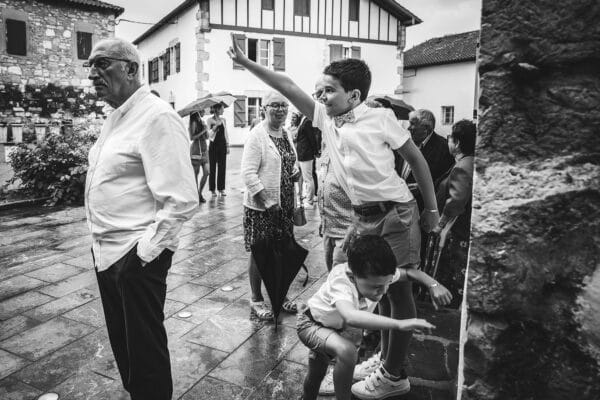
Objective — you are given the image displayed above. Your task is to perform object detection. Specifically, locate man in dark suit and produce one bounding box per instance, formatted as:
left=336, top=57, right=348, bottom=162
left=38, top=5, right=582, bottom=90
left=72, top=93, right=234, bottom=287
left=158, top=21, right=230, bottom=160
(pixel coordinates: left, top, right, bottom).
left=395, top=109, right=455, bottom=211
left=296, top=115, right=322, bottom=207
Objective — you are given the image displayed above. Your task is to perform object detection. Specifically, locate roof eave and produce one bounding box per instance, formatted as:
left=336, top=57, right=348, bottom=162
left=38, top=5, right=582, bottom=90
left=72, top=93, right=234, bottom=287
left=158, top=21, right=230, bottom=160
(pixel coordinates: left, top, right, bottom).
left=372, top=0, right=422, bottom=26
left=48, top=0, right=124, bottom=17
left=404, top=57, right=477, bottom=69
left=133, top=0, right=197, bottom=45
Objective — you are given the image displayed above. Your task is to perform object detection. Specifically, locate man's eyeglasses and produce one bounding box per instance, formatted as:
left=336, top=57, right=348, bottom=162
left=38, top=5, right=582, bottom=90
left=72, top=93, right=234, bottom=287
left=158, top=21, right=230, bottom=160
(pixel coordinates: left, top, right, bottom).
left=266, top=103, right=289, bottom=110
left=83, top=57, right=131, bottom=70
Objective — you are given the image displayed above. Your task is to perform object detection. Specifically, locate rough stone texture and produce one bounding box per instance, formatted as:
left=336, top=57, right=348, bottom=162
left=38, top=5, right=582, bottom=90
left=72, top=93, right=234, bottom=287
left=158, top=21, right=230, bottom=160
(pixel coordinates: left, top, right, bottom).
left=0, top=0, right=115, bottom=152
left=462, top=1, right=600, bottom=399
left=0, top=0, right=115, bottom=87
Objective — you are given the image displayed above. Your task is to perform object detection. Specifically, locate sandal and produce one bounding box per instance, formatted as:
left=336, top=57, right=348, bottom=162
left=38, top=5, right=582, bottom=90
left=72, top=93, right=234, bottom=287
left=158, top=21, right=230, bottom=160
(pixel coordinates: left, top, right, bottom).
left=250, top=301, right=274, bottom=321
left=282, top=299, right=298, bottom=314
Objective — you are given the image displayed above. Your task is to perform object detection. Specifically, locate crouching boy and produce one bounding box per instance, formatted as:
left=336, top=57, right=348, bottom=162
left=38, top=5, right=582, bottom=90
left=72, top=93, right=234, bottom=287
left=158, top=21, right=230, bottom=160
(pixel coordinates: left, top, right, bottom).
left=296, top=235, right=451, bottom=400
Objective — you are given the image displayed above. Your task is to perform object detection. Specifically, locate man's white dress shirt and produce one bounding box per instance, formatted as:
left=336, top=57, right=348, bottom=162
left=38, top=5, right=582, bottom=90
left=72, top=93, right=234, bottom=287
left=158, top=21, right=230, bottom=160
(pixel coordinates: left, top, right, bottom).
left=85, top=86, right=199, bottom=272
left=312, top=102, right=414, bottom=206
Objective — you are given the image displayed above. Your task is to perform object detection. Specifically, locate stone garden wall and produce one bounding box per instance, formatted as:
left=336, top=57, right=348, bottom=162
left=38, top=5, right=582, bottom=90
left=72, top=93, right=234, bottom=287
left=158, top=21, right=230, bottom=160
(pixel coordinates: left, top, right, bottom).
left=462, top=0, right=600, bottom=399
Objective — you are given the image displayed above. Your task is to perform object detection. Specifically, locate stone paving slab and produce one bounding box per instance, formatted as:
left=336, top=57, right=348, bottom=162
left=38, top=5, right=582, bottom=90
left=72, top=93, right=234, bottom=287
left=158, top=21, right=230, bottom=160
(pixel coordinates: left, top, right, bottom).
left=0, top=290, right=55, bottom=320
left=24, top=262, right=86, bottom=283
left=0, top=316, right=96, bottom=361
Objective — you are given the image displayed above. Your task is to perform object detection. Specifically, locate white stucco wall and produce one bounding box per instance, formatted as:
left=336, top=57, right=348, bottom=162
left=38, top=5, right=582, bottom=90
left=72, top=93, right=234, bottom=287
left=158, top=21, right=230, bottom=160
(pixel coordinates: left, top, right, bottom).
left=204, top=28, right=402, bottom=145
left=402, top=61, right=477, bottom=136
left=135, top=5, right=198, bottom=113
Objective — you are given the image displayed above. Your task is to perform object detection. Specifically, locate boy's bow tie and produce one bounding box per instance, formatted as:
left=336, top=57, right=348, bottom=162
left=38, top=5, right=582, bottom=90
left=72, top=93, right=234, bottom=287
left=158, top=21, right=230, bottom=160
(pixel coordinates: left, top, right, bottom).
left=334, top=110, right=356, bottom=128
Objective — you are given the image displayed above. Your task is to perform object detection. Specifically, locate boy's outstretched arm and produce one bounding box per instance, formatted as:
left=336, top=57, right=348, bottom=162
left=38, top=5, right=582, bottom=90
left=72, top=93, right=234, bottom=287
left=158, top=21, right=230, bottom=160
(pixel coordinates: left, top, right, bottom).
left=227, top=33, right=315, bottom=120
left=397, top=139, right=440, bottom=232
left=336, top=300, right=435, bottom=331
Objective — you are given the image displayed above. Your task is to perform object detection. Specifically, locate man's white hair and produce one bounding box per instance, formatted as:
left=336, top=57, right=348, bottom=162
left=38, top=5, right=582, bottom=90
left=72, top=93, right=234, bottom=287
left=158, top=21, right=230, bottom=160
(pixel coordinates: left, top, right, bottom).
left=261, top=91, right=288, bottom=105
left=92, top=37, right=141, bottom=80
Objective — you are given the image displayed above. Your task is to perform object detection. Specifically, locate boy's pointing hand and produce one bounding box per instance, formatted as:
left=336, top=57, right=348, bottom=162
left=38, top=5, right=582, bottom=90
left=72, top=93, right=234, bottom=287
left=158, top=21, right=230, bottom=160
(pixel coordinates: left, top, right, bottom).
left=227, top=32, right=249, bottom=65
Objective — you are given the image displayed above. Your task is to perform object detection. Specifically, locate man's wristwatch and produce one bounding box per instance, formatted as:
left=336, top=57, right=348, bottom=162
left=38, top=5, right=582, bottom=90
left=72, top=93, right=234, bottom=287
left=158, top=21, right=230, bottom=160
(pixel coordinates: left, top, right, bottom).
left=429, top=282, right=439, bottom=289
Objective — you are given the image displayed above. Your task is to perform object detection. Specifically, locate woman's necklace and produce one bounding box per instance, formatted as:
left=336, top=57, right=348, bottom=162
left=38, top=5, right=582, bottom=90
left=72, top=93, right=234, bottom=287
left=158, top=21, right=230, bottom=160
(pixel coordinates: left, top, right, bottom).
left=266, top=123, right=283, bottom=138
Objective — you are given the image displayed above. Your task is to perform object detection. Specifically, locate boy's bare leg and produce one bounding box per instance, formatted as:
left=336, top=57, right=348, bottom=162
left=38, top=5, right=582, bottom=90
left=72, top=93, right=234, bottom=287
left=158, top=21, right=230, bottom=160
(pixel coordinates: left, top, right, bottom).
left=325, top=334, right=358, bottom=400
left=382, top=280, right=417, bottom=377
left=303, top=351, right=329, bottom=400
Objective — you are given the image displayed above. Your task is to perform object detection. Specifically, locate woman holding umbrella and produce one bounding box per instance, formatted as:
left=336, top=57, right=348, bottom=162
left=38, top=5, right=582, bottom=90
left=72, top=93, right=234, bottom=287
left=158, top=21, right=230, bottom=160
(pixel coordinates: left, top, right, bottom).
left=241, top=91, right=300, bottom=321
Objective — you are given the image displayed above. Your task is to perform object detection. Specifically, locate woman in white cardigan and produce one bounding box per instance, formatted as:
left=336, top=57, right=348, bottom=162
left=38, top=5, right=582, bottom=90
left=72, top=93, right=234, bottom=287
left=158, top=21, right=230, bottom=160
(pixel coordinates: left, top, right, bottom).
left=241, top=92, right=300, bottom=321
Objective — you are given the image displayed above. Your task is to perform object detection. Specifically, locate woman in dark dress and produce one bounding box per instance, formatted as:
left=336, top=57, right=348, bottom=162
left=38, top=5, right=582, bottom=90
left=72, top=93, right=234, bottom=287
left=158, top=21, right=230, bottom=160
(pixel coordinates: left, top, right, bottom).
left=207, top=104, right=229, bottom=197
left=241, top=92, right=300, bottom=320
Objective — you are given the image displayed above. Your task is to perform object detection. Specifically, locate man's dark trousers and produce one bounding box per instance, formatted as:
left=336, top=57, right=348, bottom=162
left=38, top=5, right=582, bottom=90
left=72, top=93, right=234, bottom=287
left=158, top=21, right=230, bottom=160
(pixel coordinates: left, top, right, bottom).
left=95, top=246, right=173, bottom=400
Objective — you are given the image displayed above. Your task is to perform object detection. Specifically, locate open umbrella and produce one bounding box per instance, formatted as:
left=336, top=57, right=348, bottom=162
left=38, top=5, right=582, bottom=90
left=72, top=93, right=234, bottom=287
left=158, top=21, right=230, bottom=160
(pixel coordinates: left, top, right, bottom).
left=251, top=235, right=309, bottom=329
left=369, top=95, right=414, bottom=120
left=177, top=91, right=237, bottom=117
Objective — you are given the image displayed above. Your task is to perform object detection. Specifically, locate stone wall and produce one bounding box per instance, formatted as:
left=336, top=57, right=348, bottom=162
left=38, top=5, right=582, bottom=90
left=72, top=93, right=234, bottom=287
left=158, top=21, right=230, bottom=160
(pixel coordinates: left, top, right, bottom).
left=0, top=0, right=116, bottom=146
left=0, top=0, right=115, bottom=87
left=462, top=1, right=600, bottom=399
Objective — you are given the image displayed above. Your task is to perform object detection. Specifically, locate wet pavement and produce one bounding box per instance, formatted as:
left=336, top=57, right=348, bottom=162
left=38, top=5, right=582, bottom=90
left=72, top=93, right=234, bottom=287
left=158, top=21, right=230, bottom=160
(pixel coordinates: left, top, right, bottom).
left=0, top=148, right=457, bottom=400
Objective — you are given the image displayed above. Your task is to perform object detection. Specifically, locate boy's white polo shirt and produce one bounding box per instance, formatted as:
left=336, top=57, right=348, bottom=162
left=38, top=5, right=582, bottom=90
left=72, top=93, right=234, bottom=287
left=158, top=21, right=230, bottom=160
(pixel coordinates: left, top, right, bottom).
left=312, top=102, right=414, bottom=206
left=307, top=263, right=401, bottom=330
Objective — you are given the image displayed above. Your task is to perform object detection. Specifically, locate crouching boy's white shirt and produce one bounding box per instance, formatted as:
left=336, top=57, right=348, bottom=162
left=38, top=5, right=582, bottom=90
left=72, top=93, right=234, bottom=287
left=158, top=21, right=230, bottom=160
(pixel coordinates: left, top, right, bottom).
left=307, top=263, right=401, bottom=330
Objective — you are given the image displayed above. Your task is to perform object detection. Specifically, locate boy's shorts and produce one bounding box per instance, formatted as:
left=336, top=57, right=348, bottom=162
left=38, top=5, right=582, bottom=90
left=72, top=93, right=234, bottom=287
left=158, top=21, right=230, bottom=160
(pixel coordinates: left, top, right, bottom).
left=353, top=200, right=421, bottom=268
left=296, top=305, right=361, bottom=360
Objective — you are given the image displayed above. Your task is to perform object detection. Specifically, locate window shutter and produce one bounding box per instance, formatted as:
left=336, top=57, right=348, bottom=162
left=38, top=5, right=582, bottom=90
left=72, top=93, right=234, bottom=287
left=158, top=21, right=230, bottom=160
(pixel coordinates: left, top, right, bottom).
left=6, top=19, right=27, bottom=56
left=273, top=37, right=285, bottom=71
left=175, top=43, right=181, bottom=72
left=232, top=34, right=246, bottom=70
left=351, top=46, right=361, bottom=59
left=329, top=44, right=342, bottom=62
left=165, top=47, right=171, bottom=76
left=233, top=96, right=247, bottom=127
left=148, top=60, right=152, bottom=84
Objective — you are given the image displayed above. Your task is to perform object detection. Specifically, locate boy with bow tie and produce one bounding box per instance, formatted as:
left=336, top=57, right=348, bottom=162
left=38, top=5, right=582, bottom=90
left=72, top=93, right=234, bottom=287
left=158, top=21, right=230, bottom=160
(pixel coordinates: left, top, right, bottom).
left=228, top=35, right=442, bottom=400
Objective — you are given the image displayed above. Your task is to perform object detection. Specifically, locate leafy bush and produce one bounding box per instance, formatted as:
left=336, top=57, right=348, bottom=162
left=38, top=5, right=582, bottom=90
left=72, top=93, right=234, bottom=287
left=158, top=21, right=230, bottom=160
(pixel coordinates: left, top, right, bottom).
left=8, top=126, right=96, bottom=205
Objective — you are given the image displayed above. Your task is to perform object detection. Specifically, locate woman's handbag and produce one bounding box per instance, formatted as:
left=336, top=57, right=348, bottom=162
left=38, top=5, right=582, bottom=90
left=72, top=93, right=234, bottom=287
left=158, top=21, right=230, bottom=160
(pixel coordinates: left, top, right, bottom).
left=293, top=206, right=307, bottom=226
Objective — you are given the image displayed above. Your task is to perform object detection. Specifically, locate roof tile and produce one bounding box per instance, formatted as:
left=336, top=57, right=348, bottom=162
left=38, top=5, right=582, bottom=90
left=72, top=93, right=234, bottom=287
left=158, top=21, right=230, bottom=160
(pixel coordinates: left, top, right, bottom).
left=404, top=30, right=479, bottom=68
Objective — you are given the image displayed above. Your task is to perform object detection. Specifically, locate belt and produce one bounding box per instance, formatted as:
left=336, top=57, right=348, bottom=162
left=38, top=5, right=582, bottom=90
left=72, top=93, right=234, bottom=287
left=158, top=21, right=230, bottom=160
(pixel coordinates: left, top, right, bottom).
left=352, top=201, right=397, bottom=217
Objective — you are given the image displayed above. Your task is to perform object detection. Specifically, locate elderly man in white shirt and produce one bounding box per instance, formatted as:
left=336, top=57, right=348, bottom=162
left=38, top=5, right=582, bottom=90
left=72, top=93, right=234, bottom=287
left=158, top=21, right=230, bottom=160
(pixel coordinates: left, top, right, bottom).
left=85, top=38, right=198, bottom=400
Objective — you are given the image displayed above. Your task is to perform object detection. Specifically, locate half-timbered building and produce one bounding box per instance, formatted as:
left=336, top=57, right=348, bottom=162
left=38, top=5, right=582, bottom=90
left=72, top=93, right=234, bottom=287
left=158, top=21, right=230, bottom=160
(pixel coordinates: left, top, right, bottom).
left=134, top=0, right=421, bottom=145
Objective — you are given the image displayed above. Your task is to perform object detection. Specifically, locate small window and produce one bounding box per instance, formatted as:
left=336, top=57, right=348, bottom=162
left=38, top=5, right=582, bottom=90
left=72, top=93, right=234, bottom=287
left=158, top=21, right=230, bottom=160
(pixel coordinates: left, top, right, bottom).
left=248, top=38, right=258, bottom=62
left=294, top=0, right=310, bottom=17
left=442, top=106, right=454, bottom=125
left=349, top=0, right=359, bottom=22
left=76, top=31, right=92, bottom=60
left=262, top=0, right=274, bottom=10
left=6, top=19, right=26, bottom=56
left=259, top=40, right=269, bottom=67
left=343, top=47, right=351, bottom=59
left=248, top=97, right=262, bottom=124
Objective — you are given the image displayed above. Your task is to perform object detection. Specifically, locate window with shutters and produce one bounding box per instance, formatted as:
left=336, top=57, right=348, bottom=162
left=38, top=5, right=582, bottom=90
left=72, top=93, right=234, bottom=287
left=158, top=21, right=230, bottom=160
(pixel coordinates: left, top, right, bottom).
left=76, top=31, right=92, bottom=60
left=248, top=97, right=262, bottom=125
left=441, top=106, right=454, bottom=125
left=262, top=0, right=274, bottom=10
left=233, top=96, right=247, bottom=127
left=6, top=19, right=26, bottom=56
left=248, top=38, right=258, bottom=62
left=349, top=0, right=359, bottom=22
left=294, top=0, right=310, bottom=17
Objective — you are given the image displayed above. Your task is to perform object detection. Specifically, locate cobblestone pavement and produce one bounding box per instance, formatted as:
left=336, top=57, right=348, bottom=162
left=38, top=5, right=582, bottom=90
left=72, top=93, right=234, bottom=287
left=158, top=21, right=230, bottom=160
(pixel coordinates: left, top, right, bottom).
left=0, top=149, right=458, bottom=400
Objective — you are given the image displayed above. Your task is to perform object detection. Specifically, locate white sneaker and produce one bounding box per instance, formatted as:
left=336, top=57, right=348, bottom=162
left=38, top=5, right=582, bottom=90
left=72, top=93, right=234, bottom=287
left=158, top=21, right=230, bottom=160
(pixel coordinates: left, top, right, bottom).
left=353, top=352, right=382, bottom=381
left=351, top=368, right=410, bottom=399
left=318, top=367, right=334, bottom=396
